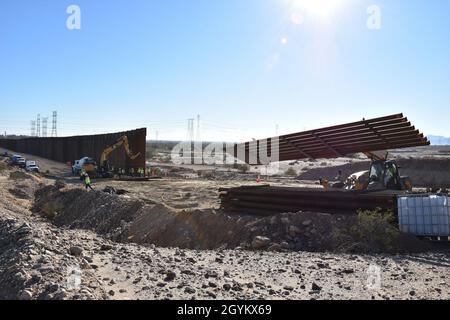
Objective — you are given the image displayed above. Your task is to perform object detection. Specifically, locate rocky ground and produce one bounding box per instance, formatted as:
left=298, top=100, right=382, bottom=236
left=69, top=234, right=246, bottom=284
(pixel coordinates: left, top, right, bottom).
left=0, top=158, right=449, bottom=300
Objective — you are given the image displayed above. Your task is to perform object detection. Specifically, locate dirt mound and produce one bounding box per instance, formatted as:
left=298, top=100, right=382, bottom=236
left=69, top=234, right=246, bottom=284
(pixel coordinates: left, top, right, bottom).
left=32, top=184, right=428, bottom=253
left=8, top=187, right=32, bottom=200
left=9, top=171, right=33, bottom=180
left=33, top=185, right=145, bottom=234
left=7, top=180, right=40, bottom=200
left=33, top=185, right=248, bottom=249
left=0, top=214, right=107, bottom=300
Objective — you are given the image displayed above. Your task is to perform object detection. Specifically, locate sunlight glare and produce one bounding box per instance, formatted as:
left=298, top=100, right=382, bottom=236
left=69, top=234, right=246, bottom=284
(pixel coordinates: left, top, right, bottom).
left=293, top=0, right=344, bottom=19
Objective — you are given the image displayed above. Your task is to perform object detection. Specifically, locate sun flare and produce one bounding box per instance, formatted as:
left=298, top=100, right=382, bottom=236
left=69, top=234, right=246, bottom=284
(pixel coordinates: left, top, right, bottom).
left=293, top=0, right=344, bottom=19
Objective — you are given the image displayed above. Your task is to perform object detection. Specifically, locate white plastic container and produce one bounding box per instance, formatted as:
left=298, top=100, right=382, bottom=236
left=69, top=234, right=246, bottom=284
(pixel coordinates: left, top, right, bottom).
left=397, top=195, right=450, bottom=236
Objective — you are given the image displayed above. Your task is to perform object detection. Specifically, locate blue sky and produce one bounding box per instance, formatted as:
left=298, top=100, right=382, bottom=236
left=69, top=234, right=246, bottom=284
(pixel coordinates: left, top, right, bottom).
left=1, top=0, right=449, bottom=141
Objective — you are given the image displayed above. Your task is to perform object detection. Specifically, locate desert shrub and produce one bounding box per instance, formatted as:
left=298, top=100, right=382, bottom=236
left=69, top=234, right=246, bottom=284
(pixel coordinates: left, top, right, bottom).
left=350, top=209, right=397, bottom=249
left=0, top=162, right=7, bottom=171
left=9, top=171, right=31, bottom=180
left=285, top=167, right=298, bottom=176
left=234, top=163, right=250, bottom=173
left=332, top=209, right=426, bottom=253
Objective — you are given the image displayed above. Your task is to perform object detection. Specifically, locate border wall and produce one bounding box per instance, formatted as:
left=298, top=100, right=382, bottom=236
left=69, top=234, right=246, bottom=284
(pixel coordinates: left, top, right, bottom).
left=0, top=128, right=146, bottom=171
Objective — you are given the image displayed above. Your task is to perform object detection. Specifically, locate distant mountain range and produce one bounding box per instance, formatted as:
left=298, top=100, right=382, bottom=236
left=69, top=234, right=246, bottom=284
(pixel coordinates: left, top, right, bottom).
left=427, top=135, right=450, bottom=145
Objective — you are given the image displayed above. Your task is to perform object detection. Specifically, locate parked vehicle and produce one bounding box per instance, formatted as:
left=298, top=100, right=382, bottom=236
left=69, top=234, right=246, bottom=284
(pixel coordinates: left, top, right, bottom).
left=26, top=161, right=40, bottom=173
left=17, top=158, right=26, bottom=168
left=10, top=154, right=22, bottom=164
left=10, top=155, right=26, bottom=168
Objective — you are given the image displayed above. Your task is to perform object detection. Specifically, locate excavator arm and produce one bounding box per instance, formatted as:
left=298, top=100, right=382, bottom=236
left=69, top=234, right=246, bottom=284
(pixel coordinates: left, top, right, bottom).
left=100, top=136, right=141, bottom=165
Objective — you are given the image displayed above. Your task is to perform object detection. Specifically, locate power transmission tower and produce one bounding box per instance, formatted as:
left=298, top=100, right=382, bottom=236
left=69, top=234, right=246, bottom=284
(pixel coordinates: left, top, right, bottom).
left=30, top=121, right=36, bottom=137
left=36, top=114, right=41, bottom=137
left=187, top=118, right=194, bottom=141
left=196, top=115, right=201, bottom=142
left=51, top=111, right=57, bottom=137
left=42, top=117, right=48, bottom=137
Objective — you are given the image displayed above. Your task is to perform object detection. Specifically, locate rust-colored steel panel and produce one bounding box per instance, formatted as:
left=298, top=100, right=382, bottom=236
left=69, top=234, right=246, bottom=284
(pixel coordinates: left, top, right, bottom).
left=220, top=186, right=399, bottom=216
left=233, top=114, right=429, bottom=164
left=0, top=128, right=147, bottom=171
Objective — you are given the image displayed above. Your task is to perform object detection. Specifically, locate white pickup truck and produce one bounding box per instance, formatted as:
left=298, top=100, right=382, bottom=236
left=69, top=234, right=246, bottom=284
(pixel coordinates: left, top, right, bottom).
left=25, top=161, right=40, bottom=173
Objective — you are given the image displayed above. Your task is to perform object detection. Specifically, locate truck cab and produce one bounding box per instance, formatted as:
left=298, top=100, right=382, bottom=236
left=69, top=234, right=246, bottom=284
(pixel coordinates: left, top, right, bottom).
left=367, top=160, right=412, bottom=191
left=72, top=157, right=97, bottom=176
left=11, top=155, right=26, bottom=168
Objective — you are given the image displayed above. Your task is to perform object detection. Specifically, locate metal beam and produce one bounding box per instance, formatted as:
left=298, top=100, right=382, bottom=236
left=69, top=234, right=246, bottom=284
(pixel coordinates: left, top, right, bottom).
left=311, top=132, right=342, bottom=157
left=280, top=136, right=313, bottom=159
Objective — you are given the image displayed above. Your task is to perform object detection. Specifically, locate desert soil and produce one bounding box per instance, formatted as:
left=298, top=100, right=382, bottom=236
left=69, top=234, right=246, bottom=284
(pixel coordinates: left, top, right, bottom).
left=1, top=154, right=449, bottom=301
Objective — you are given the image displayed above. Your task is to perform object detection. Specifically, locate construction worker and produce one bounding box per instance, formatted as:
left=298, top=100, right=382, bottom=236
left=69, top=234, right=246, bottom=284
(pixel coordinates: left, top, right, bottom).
left=79, top=169, right=86, bottom=181
left=82, top=172, right=94, bottom=191
left=335, top=170, right=344, bottom=183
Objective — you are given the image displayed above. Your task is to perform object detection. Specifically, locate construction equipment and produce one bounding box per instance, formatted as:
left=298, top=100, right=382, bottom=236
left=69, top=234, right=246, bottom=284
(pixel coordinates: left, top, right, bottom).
left=98, top=135, right=141, bottom=178
left=220, top=114, right=427, bottom=217
left=72, top=157, right=97, bottom=176
left=321, top=151, right=413, bottom=192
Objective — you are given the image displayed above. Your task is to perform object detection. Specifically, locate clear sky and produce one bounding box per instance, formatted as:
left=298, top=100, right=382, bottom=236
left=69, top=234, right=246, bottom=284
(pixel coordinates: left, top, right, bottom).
left=1, top=0, right=449, bottom=141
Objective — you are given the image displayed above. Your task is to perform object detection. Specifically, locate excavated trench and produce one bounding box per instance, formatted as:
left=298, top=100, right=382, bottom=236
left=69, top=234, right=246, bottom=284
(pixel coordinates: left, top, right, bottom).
left=31, top=182, right=428, bottom=253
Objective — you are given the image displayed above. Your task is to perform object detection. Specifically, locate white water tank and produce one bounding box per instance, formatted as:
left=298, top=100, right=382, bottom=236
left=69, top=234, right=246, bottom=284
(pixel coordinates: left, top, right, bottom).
left=397, top=195, right=450, bottom=236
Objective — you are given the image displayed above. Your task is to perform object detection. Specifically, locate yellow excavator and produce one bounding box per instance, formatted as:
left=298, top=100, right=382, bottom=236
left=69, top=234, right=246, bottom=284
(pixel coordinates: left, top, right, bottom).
left=98, top=135, right=141, bottom=178
left=321, top=151, right=413, bottom=192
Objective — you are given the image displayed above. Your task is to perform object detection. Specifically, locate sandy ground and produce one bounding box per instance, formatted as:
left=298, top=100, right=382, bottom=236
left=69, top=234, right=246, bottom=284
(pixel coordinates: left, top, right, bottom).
left=1, top=156, right=449, bottom=300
